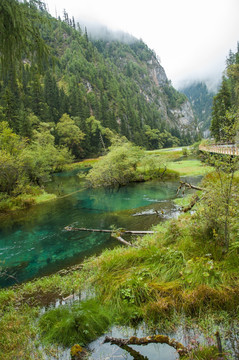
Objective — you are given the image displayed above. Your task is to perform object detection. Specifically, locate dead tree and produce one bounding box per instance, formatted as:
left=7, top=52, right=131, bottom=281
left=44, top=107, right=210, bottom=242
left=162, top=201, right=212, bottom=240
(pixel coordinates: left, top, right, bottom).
left=177, top=181, right=205, bottom=195
left=103, top=335, right=188, bottom=357
left=177, top=181, right=206, bottom=213
left=64, top=226, right=156, bottom=247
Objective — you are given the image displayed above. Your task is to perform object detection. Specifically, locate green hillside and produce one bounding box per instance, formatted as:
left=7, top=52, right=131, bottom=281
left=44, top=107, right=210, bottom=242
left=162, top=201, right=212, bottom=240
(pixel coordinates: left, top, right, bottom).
left=0, top=4, right=197, bottom=158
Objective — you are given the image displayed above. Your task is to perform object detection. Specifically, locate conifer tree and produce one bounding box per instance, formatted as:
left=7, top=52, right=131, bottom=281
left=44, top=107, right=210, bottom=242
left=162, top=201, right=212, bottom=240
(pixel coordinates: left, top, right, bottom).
left=0, top=0, right=50, bottom=74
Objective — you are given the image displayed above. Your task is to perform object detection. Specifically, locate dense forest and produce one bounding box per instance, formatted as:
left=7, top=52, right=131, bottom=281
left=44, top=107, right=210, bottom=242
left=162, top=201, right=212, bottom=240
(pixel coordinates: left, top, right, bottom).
left=210, top=44, right=239, bottom=142
left=0, top=1, right=200, bottom=210
left=0, top=2, right=197, bottom=157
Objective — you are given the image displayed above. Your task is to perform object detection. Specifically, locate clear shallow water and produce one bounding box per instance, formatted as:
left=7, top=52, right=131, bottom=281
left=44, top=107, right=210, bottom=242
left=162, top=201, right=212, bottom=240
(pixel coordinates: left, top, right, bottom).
left=0, top=170, right=201, bottom=287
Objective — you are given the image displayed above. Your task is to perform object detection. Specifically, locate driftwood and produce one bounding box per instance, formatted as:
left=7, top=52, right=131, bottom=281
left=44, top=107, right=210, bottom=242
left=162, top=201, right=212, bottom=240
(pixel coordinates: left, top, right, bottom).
left=111, top=235, right=135, bottom=247
left=64, top=226, right=155, bottom=247
left=182, top=195, right=200, bottom=212
left=177, top=181, right=205, bottom=195
left=177, top=181, right=206, bottom=213
left=103, top=335, right=188, bottom=357
left=64, top=226, right=155, bottom=234
left=116, top=344, right=148, bottom=360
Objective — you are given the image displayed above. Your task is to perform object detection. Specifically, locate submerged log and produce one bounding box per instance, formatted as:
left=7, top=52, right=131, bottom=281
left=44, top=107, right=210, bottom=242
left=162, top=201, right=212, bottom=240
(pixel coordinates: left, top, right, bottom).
left=64, top=226, right=155, bottom=234
left=116, top=344, right=148, bottom=359
left=103, top=335, right=188, bottom=356
left=64, top=226, right=155, bottom=247
left=112, top=234, right=135, bottom=247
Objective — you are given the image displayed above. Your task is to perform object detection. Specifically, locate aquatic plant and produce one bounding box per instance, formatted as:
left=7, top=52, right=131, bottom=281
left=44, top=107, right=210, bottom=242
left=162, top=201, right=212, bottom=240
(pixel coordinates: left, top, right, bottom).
left=39, top=298, right=113, bottom=347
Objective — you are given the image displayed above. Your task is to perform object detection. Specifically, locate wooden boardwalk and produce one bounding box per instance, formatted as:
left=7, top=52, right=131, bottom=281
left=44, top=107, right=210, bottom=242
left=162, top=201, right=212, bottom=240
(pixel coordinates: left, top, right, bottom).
left=199, top=144, right=239, bottom=156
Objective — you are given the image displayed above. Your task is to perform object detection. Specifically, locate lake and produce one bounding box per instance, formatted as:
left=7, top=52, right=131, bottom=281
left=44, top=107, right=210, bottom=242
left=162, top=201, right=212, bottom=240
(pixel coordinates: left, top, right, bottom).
left=0, top=170, right=200, bottom=287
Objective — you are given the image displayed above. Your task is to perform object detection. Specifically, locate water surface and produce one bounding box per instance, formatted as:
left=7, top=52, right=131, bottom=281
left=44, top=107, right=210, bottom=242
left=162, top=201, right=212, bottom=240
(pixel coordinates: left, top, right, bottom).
left=0, top=171, right=200, bottom=287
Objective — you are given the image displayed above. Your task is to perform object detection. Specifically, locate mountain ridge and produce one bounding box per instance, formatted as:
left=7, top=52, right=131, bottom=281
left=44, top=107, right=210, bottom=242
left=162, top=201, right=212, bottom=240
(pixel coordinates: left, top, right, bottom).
left=0, top=7, right=198, bottom=156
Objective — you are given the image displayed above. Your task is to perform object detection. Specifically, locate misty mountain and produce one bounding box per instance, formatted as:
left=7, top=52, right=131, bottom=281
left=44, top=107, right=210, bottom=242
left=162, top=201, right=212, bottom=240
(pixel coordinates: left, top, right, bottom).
left=180, top=82, right=215, bottom=136
left=0, top=8, right=198, bottom=157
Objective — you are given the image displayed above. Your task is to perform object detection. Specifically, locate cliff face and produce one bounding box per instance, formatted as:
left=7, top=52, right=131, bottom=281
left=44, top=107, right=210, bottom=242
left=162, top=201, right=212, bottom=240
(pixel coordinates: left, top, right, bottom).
left=147, top=57, right=168, bottom=86
left=180, top=82, right=214, bottom=134
left=141, top=55, right=197, bottom=134
left=91, top=36, right=197, bottom=138
left=170, top=100, right=197, bottom=131
left=0, top=13, right=197, bottom=155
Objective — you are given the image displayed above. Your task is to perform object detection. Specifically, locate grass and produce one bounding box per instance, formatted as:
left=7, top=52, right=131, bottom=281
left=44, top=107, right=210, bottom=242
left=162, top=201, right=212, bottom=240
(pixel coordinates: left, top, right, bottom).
left=39, top=299, right=113, bottom=347
left=167, top=159, right=214, bottom=176
left=34, top=191, right=57, bottom=204
left=0, top=189, right=57, bottom=212
left=63, top=157, right=100, bottom=171
left=1, top=208, right=239, bottom=358
left=146, top=147, right=185, bottom=161
left=0, top=148, right=238, bottom=358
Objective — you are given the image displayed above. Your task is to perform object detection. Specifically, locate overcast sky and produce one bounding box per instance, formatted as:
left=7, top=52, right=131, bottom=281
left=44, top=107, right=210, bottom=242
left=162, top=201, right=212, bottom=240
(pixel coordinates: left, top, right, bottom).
left=46, top=0, right=239, bottom=89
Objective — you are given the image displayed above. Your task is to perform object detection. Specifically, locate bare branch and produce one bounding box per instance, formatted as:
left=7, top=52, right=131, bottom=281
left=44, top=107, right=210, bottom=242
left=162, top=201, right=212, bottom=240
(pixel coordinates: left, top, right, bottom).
left=103, top=335, right=188, bottom=356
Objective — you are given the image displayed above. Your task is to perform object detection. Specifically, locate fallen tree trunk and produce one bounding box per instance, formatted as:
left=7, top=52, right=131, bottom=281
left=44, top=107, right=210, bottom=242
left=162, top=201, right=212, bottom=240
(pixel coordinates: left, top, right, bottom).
left=112, top=235, right=135, bottom=247
left=64, top=226, right=155, bottom=234
left=103, top=335, right=188, bottom=357
left=182, top=195, right=200, bottom=212
left=64, top=226, right=155, bottom=247
left=177, top=181, right=205, bottom=194
left=114, top=344, right=148, bottom=359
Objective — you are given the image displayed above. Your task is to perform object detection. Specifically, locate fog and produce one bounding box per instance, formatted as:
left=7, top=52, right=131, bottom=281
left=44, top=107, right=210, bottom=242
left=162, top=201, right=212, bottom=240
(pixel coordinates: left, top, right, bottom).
left=46, top=0, right=239, bottom=89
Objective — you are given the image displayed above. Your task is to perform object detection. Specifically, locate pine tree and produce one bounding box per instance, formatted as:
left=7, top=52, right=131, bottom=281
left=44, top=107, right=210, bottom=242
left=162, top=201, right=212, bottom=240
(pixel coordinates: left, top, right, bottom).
left=0, top=0, right=50, bottom=74
left=211, top=77, right=232, bottom=142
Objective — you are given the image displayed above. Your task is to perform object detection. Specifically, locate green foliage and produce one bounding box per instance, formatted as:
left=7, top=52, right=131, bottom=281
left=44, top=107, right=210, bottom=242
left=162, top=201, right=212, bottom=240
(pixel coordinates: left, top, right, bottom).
left=211, top=77, right=233, bottom=142
left=0, top=120, right=72, bottom=210
left=0, top=121, right=25, bottom=155
left=163, top=83, right=187, bottom=108
left=182, top=147, right=188, bottom=156
left=211, top=45, right=239, bottom=142
left=182, top=345, right=226, bottom=360
left=182, top=257, right=222, bottom=288
left=144, top=126, right=180, bottom=149
left=181, top=82, right=214, bottom=132
left=196, top=156, right=239, bottom=252
left=39, top=299, right=113, bottom=347
left=0, top=6, right=195, bottom=162
left=55, top=113, right=85, bottom=157
left=166, top=159, right=213, bottom=176
left=0, top=0, right=50, bottom=73
left=86, top=141, right=144, bottom=187
left=138, top=154, right=165, bottom=179
left=0, top=306, right=41, bottom=360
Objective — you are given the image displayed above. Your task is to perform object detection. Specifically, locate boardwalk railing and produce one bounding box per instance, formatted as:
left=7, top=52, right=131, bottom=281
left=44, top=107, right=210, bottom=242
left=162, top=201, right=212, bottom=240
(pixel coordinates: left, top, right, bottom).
left=199, top=144, right=239, bottom=156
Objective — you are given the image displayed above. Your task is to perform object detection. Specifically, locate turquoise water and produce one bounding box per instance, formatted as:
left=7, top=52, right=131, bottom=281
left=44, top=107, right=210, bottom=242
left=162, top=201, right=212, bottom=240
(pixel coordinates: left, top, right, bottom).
left=0, top=171, right=199, bottom=287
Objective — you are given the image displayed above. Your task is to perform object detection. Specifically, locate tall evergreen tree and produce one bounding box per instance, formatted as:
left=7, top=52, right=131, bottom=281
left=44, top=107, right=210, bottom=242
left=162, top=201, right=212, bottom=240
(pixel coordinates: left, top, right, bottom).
left=211, top=77, right=232, bottom=142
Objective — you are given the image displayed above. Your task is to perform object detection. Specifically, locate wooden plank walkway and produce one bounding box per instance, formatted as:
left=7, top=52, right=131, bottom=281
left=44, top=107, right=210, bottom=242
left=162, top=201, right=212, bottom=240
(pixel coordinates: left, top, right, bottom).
left=199, top=144, right=239, bottom=156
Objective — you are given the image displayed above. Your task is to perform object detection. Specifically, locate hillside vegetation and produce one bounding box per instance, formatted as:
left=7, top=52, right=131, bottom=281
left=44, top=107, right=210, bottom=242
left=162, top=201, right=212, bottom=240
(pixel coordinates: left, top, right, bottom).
left=1, top=2, right=239, bottom=359
left=0, top=2, right=199, bottom=211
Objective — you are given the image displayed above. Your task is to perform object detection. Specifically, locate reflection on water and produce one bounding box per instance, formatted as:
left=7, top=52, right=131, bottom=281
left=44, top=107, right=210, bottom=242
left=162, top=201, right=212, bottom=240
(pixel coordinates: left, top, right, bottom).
left=0, top=170, right=202, bottom=287
left=88, top=325, right=180, bottom=360
left=42, top=318, right=239, bottom=360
